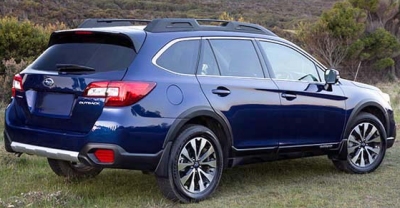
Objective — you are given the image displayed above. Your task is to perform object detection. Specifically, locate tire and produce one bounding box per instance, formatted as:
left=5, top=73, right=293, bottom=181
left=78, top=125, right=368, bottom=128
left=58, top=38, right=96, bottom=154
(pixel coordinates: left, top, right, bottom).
left=47, top=158, right=103, bottom=179
left=156, top=125, right=224, bottom=203
left=332, top=113, right=387, bottom=174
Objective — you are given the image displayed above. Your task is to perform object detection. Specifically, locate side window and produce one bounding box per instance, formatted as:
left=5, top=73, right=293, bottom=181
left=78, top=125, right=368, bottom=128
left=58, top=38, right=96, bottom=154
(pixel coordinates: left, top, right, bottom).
left=198, top=40, right=220, bottom=75
left=317, top=66, right=325, bottom=82
left=208, top=39, right=264, bottom=78
left=156, top=40, right=200, bottom=74
left=259, top=41, right=320, bottom=82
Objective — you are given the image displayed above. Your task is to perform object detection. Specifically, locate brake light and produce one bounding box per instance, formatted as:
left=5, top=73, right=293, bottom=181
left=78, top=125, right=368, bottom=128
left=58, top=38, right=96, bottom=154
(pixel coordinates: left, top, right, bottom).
left=83, top=81, right=156, bottom=107
left=12, top=74, right=23, bottom=98
left=94, top=149, right=114, bottom=163
left=75, top=31, right=93, bottom=35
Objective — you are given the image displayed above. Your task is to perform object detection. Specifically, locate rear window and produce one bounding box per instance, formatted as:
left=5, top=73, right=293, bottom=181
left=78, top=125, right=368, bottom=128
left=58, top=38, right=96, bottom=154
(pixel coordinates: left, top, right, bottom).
left=31, top=32, right=136, bottom=72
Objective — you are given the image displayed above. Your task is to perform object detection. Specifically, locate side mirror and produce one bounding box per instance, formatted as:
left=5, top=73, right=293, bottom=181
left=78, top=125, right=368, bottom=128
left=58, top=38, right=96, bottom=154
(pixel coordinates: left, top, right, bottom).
left=325, top=69, right=340, bottom=85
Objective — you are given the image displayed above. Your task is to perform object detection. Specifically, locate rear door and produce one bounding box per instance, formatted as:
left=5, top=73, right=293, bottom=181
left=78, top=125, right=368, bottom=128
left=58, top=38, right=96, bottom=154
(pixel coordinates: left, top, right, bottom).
left=196, top=38, right=281, bottom=150
left=13, top=31, right=140, bottom=133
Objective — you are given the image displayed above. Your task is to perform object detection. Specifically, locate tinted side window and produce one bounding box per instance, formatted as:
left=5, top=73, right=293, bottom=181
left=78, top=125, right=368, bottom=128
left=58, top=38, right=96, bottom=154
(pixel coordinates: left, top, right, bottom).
left=156, top=40, right=200, bottom=74
left=260, top=41, right=320, bottom=82
left=209, top=39, right=264, bottom=78
left=198, top=40, right=220, bottom=75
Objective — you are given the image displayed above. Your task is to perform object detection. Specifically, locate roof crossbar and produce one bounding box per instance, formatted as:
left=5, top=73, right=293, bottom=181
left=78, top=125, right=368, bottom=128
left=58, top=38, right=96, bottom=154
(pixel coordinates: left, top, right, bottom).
left=78, top=18, right=277, bottom=36
left=144, top=18, right=276, bottom=36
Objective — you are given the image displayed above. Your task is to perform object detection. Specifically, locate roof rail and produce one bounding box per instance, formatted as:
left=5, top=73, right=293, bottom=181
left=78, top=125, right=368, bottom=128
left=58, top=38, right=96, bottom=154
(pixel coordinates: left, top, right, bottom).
left=144, top=18, right=276, bottom=36
left=78, top=18, right=276, bottom=36
left=78, top=19, right=151, bottom=28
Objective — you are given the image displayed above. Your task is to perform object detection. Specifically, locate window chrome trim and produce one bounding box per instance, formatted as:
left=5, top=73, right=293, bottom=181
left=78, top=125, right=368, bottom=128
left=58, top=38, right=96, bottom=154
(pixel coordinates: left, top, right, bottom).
left=11, top=142, right=79, bottom=162
left=196, top=74, right=272, bottom=80
left=205, top=37, right=254, bottom=40
left=152, top=37, right=201, bottom=76
left=152, top=36, right=270, bottom=77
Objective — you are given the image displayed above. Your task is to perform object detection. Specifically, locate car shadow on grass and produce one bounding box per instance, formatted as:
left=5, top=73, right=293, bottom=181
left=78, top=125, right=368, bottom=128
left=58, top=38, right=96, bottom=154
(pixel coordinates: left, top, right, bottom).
left=57, top=156, right=340, bottom=205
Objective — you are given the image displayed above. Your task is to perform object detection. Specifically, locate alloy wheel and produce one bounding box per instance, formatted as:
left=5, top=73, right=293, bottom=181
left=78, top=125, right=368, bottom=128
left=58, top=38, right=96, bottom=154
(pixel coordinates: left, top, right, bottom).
left=177, top=137, right=217, bottom=194
left=347, top=122, right=382, bottom=168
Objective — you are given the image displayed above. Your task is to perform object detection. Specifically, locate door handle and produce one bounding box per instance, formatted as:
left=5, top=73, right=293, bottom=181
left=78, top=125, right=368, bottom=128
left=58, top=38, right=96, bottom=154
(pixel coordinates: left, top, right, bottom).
left=212, top=87, right=231, bottom=97
left=281, top=93, right=297, bottom=100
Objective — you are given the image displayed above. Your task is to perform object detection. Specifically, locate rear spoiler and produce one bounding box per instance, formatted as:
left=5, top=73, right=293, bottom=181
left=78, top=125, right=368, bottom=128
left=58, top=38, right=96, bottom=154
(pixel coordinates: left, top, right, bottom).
left=78, top=19, right=151, bottom=28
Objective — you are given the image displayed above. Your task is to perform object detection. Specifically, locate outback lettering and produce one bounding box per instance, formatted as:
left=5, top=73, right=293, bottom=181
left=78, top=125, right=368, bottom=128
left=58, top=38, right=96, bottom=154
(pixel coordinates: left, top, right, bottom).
left=79, top=101, right=100, bottom=105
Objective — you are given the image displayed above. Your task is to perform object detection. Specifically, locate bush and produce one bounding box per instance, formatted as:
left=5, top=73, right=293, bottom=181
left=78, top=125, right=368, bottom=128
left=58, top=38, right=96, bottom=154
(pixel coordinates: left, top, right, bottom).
left=1, top=59, right=29, bottom=103
left=0, top=17, right=49, bottom=63
left=0, top=17, right=67, bottom=104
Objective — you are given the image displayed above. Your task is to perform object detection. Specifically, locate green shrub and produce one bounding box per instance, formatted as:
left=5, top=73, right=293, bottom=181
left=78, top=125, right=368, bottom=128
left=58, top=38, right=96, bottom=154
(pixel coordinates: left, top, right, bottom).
left=1, top=59, right=29, bottom=102
left=0, top=17, right=49, bottom=63
left=0, top=17, right=67, bottom=104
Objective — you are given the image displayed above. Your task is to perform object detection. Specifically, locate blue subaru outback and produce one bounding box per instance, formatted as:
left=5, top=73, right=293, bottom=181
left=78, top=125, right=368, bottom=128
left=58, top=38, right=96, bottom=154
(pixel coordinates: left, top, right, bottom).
left=4, top=18, right=396, bottom=202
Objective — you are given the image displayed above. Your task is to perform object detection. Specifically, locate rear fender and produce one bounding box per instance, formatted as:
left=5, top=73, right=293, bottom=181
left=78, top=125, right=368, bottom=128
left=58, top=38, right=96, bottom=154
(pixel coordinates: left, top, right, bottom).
left=155, top=106, right=232, bottom=177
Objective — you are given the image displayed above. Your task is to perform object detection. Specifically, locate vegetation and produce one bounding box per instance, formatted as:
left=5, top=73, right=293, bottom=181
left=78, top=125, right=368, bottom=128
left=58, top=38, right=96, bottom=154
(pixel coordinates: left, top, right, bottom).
left=299, top=0, right=400, bottom=81
left=0, top=17, right=66, bottom=101
left=0, top=0, right=337, bottom=28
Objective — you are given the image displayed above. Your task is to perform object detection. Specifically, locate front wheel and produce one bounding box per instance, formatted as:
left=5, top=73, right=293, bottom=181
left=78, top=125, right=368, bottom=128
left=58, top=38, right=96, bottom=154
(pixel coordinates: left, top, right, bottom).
left=156, top=125, right=223, bottom=203
left=47, top=158, right=103, bottom=179
left=332, top=113, right=386, bottom=174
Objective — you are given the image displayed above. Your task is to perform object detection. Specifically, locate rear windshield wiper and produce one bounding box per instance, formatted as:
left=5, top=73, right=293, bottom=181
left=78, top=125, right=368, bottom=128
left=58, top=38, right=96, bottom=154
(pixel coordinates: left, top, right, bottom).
left=56, top=64, right=95, bottom=74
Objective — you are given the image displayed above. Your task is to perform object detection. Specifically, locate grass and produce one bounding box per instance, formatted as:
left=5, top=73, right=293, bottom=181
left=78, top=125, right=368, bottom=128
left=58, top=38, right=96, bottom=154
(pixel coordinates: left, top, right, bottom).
left=1, top=82, right=400, bottom=207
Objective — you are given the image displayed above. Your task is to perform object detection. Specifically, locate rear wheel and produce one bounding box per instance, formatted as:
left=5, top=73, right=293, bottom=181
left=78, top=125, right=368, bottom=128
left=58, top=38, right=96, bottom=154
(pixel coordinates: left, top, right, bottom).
left=156, top=125, right=223, bottom=203
left=332, top=113, right=386, bottom=173
left=47, top=158, right=103, bottom=179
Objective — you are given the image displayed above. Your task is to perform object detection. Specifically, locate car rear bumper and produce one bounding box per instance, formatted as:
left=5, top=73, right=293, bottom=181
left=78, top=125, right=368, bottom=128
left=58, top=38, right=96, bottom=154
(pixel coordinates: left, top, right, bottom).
left=7, top=140, right=163, bottom=171
left=10, top=141, right=79, bottom=162
left=78, top=143, right=163, bottom=171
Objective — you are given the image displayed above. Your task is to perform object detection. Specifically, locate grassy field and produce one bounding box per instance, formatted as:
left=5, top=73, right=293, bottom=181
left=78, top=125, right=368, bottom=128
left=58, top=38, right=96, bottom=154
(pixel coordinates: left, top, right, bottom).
left=1, top=82, right=400, bottom=208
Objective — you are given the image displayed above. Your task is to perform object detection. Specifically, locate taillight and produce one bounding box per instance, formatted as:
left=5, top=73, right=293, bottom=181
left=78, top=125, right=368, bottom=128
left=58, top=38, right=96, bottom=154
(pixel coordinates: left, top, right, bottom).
left=12, top=74, right=23, bottom=98
left=83, top=81, right=156, bottom=107
left=94, top=149, right=114, bottom=163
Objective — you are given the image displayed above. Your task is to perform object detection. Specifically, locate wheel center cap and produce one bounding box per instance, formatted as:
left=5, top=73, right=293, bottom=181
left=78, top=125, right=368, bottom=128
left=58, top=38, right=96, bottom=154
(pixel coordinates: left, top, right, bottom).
left=194, top=161, right=200, bottom=168
left=361, top=142, right=366, bottom=147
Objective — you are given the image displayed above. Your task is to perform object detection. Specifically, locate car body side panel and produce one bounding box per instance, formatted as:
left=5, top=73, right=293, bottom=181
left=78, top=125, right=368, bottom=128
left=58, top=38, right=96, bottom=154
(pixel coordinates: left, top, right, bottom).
left=197, top=76, right=281, bottom=149
left=339, top=79, right=395, bottom=139
left=273, top=80, right=347, bottom=146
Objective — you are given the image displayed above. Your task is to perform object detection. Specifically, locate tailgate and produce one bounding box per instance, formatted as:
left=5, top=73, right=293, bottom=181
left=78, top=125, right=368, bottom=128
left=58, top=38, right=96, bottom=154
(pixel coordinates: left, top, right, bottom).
left=11, top=30, right=141, bottom=133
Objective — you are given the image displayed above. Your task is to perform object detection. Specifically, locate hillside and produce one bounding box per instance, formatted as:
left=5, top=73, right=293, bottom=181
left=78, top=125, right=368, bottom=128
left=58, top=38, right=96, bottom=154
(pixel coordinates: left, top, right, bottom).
left=0, top=0, right=338, bottom=28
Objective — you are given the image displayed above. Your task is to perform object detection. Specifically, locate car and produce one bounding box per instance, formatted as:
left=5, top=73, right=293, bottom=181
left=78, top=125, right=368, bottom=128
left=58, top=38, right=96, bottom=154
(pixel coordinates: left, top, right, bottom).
left=4, top=18, right=396, bottom=202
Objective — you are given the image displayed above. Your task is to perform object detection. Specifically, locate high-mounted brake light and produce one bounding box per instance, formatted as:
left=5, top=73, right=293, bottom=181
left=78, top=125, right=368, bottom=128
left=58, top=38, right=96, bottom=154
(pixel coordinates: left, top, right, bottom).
left=94, top=149, right=115, bottom=163
left=12, top=74, right=23, bottom=98
left=75, top=31, right=93, bottom=35
left=83, top=81, right=156, bottom=107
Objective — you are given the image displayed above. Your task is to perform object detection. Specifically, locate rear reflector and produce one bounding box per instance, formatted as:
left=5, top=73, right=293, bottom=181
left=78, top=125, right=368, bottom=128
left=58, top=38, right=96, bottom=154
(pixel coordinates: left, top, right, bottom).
left=83, top=81, right=156, bottom=107
left=12, top=74, right=23, bottom=98
left=94, top=149, right=115, bottom=163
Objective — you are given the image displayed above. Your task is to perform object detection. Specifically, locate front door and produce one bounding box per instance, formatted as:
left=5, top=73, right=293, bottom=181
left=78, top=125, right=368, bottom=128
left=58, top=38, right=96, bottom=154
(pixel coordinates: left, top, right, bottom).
left=258, top=40, right=347, bottom=147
